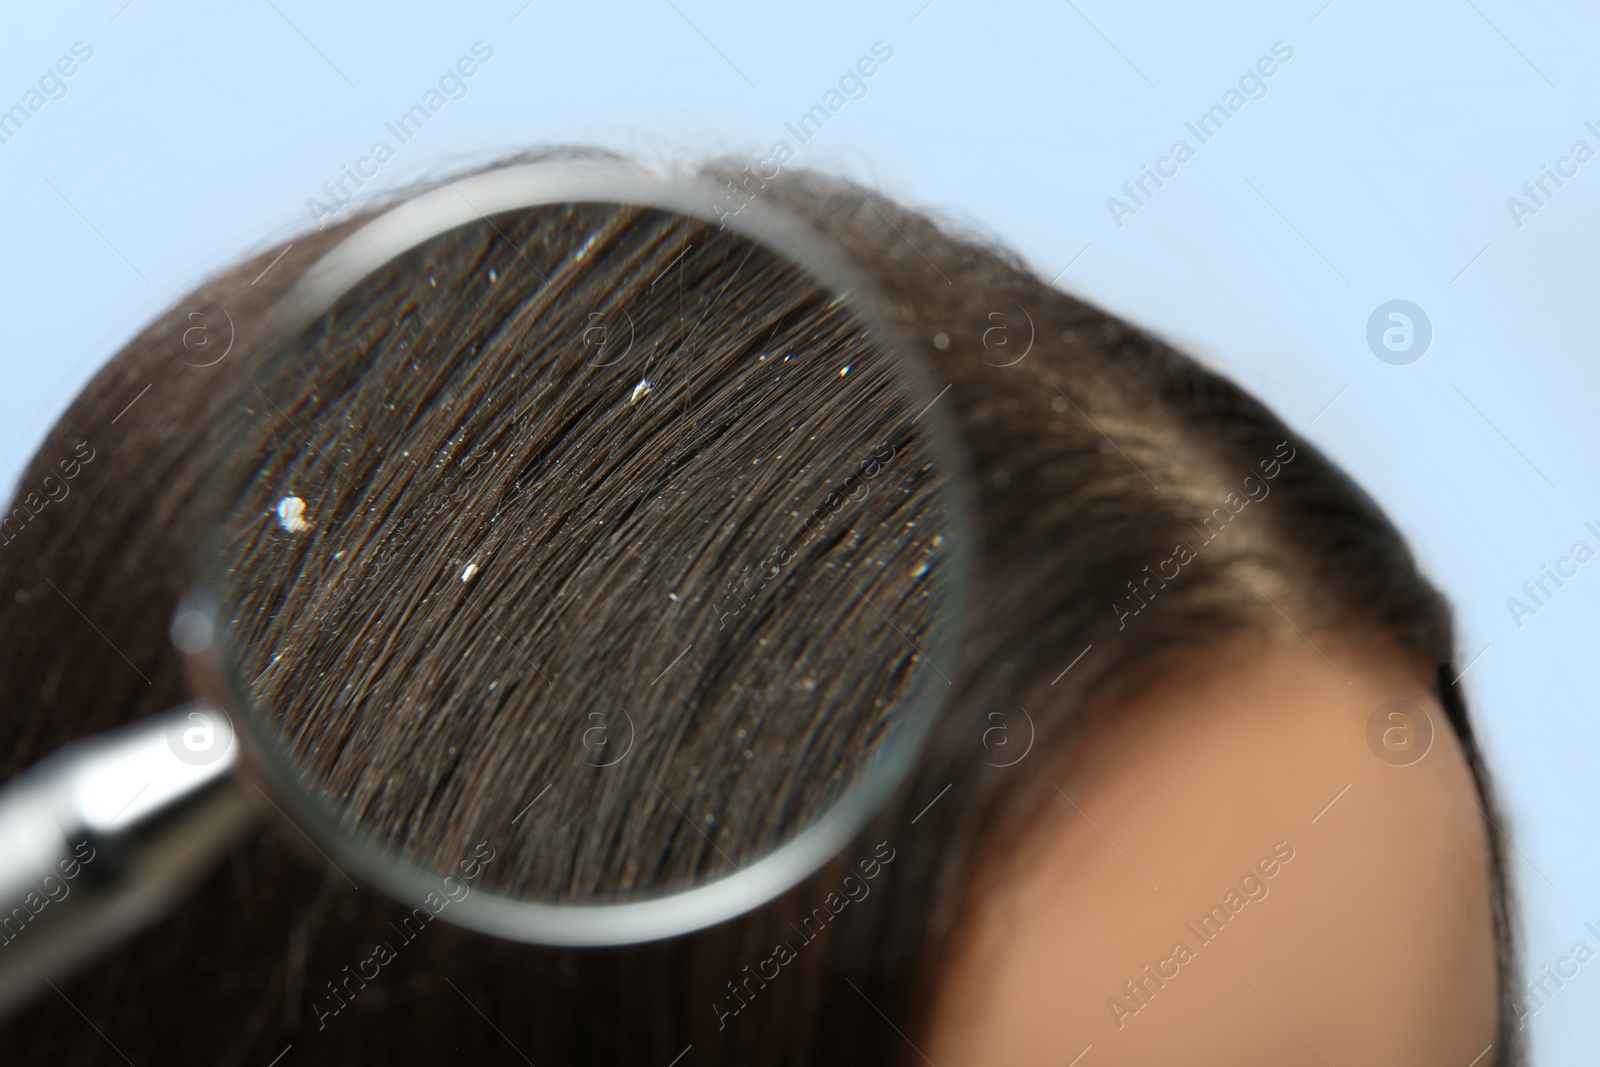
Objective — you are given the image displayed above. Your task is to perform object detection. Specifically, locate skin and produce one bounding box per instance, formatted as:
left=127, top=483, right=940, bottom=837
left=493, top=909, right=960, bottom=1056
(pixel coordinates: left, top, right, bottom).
left=924, top=635, right=1499, bottom=1066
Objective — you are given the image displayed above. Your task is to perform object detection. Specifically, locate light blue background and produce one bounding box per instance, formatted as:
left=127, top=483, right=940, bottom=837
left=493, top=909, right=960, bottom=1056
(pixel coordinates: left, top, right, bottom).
left=2, top=0, right=1596, bottom=1058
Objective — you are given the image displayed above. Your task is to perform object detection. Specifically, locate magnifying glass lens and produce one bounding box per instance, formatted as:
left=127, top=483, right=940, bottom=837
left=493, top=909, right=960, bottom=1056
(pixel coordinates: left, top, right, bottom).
left=198, top=179, right=969, bottom=941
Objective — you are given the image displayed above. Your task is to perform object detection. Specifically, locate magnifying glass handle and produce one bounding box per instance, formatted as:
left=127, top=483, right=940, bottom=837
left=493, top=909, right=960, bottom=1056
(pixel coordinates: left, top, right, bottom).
left=0, top=705, right=255, bottom=1019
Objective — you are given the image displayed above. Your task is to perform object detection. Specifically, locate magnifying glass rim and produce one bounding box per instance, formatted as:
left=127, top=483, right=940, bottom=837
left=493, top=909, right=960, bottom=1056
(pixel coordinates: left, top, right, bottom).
left=192, top=159, right=977, bottom=946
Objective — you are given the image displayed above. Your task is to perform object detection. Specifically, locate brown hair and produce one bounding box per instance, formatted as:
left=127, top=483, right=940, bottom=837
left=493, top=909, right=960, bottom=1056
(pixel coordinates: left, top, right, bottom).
left=206, top=185, right=961, bottom=907
left=0, top=151, right=1521, bottom=1065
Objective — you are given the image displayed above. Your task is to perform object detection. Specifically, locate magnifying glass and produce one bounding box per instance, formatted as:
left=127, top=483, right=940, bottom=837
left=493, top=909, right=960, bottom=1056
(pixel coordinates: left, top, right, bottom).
left=0, top=161, right=973, bottom=1011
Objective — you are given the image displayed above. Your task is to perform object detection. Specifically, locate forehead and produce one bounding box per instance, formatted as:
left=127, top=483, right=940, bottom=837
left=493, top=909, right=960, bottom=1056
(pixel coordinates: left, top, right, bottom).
left=925, top=639, right=1499, bottom=1066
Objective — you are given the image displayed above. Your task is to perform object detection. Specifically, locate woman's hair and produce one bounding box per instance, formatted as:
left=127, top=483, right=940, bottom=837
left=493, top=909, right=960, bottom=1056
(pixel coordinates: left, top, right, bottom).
left=0, top=150, right=1521, bottom=1065
left=209, top=191, right=956, bottom=904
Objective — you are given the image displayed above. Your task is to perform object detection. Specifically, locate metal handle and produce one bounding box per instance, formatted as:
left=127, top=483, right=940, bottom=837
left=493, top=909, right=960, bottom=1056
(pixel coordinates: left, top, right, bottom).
left=0, top=704, right=255, bottom=1017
